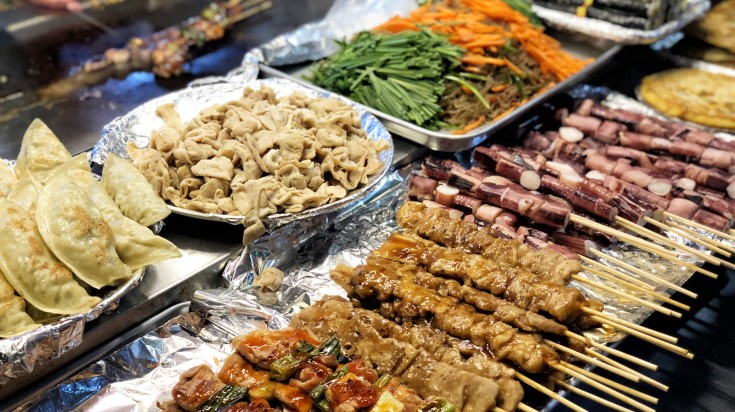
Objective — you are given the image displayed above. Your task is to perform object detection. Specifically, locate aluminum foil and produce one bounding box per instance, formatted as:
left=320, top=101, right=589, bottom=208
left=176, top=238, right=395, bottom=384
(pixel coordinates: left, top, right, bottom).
left=92, top=77, right=394, bottom=227
left=20, top=86, right=731, bottom=410
left=533, top=0, right=710, bottom=45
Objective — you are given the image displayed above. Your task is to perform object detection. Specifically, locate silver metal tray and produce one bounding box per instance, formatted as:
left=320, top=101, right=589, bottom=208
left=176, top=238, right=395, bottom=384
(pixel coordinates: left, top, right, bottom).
left=260, top=33, right=621, bottom=152
left=93, top=78, right=394, bottom=225
left=533, top=0, right=711, bottom=45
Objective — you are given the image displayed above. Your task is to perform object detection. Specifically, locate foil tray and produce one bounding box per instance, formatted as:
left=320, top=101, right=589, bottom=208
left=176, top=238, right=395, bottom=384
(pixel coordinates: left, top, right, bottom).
left=92, top=77, right=394, bottom=226
left=533, top=0, right=711, bottom=45
left=0, top=267, right=145, bottom=386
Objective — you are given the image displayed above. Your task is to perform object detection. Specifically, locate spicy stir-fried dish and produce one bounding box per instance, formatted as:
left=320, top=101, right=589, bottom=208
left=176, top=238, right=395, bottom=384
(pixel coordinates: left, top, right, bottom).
left=159, top=328, right=453, bottom=412
left=310, top=0, right=591, bottom=133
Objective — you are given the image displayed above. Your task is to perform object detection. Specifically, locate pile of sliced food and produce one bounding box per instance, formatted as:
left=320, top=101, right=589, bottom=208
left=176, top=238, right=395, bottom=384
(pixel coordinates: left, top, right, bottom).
left=310, top=0, right=591, bottom=133
left=0, top=120, right=181, bottom=338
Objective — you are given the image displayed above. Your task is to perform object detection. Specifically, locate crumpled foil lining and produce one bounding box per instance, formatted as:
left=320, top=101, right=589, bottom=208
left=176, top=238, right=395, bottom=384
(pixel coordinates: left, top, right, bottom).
left=91, top=77, right=393, bottom=226
left=0, top=153, right=147, bottom=386
left=20, top=86, right=732, bottom=410
left=533, top=0, right=710, bottom=45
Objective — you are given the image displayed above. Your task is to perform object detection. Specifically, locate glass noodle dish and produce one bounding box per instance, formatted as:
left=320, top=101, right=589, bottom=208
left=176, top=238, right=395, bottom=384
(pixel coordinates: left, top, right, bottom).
left=309, top=0, right=591, bottom=134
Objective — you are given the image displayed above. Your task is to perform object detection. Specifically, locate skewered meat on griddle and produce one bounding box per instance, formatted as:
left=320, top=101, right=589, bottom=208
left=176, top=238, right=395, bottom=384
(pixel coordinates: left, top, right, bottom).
left=397, top=202, right=582, bottom=282
left=372, top=233, right=593, bottom=324
left=333, top=258, right=559, bottom=373
left=365, top=253, right=568, bottom=335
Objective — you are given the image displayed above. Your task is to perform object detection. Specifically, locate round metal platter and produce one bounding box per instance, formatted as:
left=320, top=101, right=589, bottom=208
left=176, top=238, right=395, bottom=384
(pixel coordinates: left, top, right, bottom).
left=95, top=77, right=394, bottom=226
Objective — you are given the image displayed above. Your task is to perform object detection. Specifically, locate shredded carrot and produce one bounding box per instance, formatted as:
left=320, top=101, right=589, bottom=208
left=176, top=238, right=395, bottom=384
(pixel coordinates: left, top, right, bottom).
left=461, top=85, right=473, bottom=94
left=451, top=115, right=486, bottom=134
left=493, top=105, right=518, bottom=121
left=370, top=0, right=592, bottom=130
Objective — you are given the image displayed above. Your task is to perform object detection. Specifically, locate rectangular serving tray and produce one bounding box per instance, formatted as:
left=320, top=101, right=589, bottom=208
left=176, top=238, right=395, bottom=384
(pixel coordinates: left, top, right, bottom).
left=260, top=31, right=621, bottom=152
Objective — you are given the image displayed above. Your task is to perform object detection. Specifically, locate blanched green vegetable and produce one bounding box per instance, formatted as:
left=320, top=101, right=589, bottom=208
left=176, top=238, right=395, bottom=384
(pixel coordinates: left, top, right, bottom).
left=309, top=29, right=464, bottom=129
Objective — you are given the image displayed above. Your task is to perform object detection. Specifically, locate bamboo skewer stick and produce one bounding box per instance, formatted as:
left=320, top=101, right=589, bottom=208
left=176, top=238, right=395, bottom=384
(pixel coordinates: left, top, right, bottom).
left=515, top=372, right=588, bottom=412
left=582, top=308, right=679, bottom=344
left=516, top=404, right=538, bottom=412
left=729, top=228, right=735, bottom=236
left=565, top=331, right=659, bottom=371
left=586, top=349, right=668, bottom=391
left=558, top=361, right=659, bottom=405
left=579, top=267, right=690, bottom=311
left=555, top=380, right=635, bottom=412
left=586, top=314, right=692, bottom=358
left=572, top=275, right=682, bottom=318
left=588, top=248, right=699, bottom=299
left=545, top=340, right=640, bottom=382
left=664, top=211, right=735, bottom=242
left=551, top=363, right=656, bottom=412
left=570, top=214, right=680, bottom=257
left=581, top=256, right=655, bottom=290
left=667, top=221, right=735, bottom=255
left=616, top=217, right=722, bottom=266
left=644, top=217, right=732, bottom=257
left=494, top=408, right=508, bottom=412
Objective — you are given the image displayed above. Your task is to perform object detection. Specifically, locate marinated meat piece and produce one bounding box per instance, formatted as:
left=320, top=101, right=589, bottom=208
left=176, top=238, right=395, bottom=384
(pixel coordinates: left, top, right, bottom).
left=326, top=373, right=379, bottom=412
left=345, top=359, right=379, bottom=383
left=400, top=352, right=498, bottom=412
left=218, top=353, right=271, bottom=388
left=290, top=358, right=332, bottom=392
left=232, top=328, right=320, bottom=368
left=221, top=399, right=277, bottom=412
left=171, top=365, right=226, bottom=412
left=274, top=383, right=313, bottom=412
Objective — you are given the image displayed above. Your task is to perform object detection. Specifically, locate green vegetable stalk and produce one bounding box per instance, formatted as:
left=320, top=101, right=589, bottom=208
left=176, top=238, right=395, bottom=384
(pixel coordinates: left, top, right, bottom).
left=197, top=385, right=248, bottom=412
left=309, top=29, right=465, bottom=129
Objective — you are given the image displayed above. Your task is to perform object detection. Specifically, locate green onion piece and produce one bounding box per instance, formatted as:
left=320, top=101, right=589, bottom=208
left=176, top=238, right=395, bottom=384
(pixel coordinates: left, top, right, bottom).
left=419, top=399, right=456, bottom=412
left=249, top=382, right=275, bottom=401
left=510, top=74, right=526, bottom=100
left=498, top=42, right=518, bottom=58
left=445, top=75, right=491, bottom=110
left=197, top=385, right=248, bottom=412
left=375, top=374, right=392, bottom=389
left=316, top=398, right=332, bottom=412
left=310, top=384, right=327, bottom=401
left=318, top=336, right=341, bottom=357
left=459, top=72, right=487, bottom=82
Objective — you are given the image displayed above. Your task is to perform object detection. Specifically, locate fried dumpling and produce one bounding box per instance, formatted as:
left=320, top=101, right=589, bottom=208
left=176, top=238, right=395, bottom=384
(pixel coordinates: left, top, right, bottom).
left=0, top=270, right=41, bottom=338
left=0, top=199, right=101, bottom=314
left=36, top=167, right=132, bottom=289
left=0, top=161, right=17, bottom=199
left=15, top=119, right=71, bottom=183
left=102, top=153, right=171, bottom=227
left=7, top=172, right=41, bottom=216
left=88, top=180, right=181, bottom=270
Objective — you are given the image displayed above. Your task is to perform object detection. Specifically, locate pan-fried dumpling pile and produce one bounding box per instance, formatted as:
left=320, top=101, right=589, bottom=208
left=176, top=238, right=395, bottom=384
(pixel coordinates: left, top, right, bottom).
left=102, top=153, right=171, bottom=227
left=0, top=270, right=41, bottom=338
left=15, top=119, right=71, bottom=184
left=88, top=180, right=181, bottom=270
left=0, top=120, right=182, bottom=339
left=0, top=198, right=102, bottom=314
left=0, top=161, right=17, bottom=199
left=37, top=162, right=133, bottom=290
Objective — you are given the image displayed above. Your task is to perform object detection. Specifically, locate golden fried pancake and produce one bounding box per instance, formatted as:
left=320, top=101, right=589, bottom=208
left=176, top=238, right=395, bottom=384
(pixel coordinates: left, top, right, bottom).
left=640, top=68, right=735, bottom=129
left=688, top=0, right=735, bottom=54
